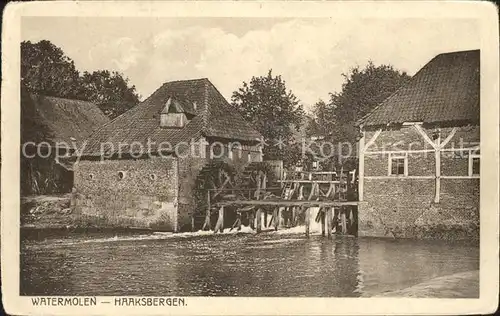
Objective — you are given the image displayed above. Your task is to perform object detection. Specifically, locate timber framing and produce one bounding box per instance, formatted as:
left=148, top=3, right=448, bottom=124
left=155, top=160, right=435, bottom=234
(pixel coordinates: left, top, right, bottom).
left=358, top=128, right=381, bottom=201
left=359, top=123, right=476, bottom=204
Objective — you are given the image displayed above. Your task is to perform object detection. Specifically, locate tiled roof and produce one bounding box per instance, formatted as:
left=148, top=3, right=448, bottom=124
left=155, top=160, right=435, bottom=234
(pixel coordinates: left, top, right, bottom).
left=23, top=92, right=110, bottom=148
left=361, top=49, right=480, bottom=127
left=82, top=78, right=262, bottom=156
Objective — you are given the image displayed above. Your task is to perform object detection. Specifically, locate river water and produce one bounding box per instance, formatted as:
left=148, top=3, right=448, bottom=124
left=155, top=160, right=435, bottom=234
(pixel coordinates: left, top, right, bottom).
left=20, top=225, right=479, bottom=298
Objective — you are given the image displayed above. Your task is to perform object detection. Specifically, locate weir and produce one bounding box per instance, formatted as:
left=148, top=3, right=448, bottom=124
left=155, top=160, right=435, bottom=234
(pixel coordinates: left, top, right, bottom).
left=194, top=163, right=359, bottom=238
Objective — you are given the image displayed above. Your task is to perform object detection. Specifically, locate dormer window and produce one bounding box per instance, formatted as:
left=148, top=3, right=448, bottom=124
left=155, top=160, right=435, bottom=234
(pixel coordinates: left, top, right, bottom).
left=160, top=97, right=189, bottom=128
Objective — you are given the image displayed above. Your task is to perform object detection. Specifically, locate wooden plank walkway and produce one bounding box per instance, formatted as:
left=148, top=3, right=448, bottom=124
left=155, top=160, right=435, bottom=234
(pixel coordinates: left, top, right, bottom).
left=216, top=199, right=359, bottom=207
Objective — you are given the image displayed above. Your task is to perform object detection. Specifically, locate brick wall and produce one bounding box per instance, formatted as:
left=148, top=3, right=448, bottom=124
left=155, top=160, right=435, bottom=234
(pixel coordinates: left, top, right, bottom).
left=73, top=157, right=179, bottom=231
left=360, top=125, right=480, bottom=240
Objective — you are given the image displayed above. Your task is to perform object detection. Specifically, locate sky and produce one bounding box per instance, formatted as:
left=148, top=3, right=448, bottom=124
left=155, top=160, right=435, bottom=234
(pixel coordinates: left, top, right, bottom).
left=21, top=17, right=480, bottom=112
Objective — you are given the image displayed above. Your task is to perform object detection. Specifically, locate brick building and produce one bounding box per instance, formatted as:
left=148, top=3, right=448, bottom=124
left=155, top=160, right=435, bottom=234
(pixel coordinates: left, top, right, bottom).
left=73, top=78, right=262, bottom=232
left=357, top=49, right=480, bottom=239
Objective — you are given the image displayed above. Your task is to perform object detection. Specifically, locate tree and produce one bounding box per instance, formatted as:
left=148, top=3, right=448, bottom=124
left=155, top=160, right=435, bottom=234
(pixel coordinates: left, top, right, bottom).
left=329, top=61, right=411, bottom=142
left=305, top=99, right=335, bottom=138
left=307, top=61, right=411, bottom=170
left=21, top=40, right=140, bottom=119
left=77, top=70, right=140, bottom=119
left=231, top=70, right=305, bottom=166
left=21, top=40, right=80, bottom=99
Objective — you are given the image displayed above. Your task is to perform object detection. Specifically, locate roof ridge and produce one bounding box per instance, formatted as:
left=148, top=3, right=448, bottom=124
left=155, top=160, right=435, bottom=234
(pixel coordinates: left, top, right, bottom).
left=29, top=93, right=96, bottom=105
left=164, top=77, right=209, bottom=85
left=434, top=49, right=479, bottom=57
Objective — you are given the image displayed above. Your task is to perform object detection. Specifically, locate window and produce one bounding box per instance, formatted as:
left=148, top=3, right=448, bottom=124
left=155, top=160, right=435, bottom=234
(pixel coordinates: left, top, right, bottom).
left=312, top=161, right=319, bottom=170
left=389, top=154, right=407, bottom=176
left=89, top=173, right=95, bottom=180
left=210, top=143, right=224, bottom=159
left=118, top=171, right=126, bottom=180
left=469, top=151, right=480, bottom=176
left=228, top=144, right=242, bottom=161
left=149, top=174, right=157, bottom=181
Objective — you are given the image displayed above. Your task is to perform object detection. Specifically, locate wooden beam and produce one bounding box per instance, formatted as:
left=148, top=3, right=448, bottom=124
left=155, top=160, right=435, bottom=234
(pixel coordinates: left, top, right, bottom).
left=231, top=212, right=241, bottom=232
left=249, top=211, right=255, bottom=230
left=256, top=208, right=262, bottom=233
left=321, top=208, right=325, bottom=236
left=278, top=207, right=283, bottom=228
left=273, top=207, right=279, bottom=231
left=341, top=209, right=347, bottom=234
left=363, top=129, right=382, bottom=152
left=307, top=182, right=317, bottom=200
left=305, top=207, right=310, bottom=237
left=325, top=182, right=335, bottom=199
left=278, top=180, right=340, bottom=184
left=326, top=207, right=333, bottom=239
left=216, top=199, right=360, bottom=207
left=435, top=130, right=441, bottom=203
left=439, top=127, right=458, bottom=149
left=255, top=173, right=261, bottom=200
left=358, top=130, right=365, bottom=201
left=413, top=124, right=438, bottom=149
left=268, top=213, right=274, bottom=227
left=298, top=183, right=304, bottom=200
left=214, top=206, right=224, bottom=233
left=211, top=177, right=231, bottom=200
left=202, top=209, right=211, bottom=231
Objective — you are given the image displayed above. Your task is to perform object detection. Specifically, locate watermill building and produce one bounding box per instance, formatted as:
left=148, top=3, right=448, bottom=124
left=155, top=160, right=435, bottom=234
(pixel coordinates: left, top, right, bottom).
left=73, top=78, right=263, bottom=232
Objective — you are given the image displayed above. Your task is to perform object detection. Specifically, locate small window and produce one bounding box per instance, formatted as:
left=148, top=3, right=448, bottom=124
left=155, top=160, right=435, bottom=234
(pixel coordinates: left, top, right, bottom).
left=118, top=171, right=126, bottom=180
left=312, top=161, right=319, bottom=170
left=89, top=173, right=94, bottom=180
left=210, top=143, right=223, bottom=159
left=229, top=144, right=241, bottom=161
left=469, top=153, right=480, bottom=176
left=389, top=154, right=407, bottom=176
left=149, top=174, right=157, bottom=181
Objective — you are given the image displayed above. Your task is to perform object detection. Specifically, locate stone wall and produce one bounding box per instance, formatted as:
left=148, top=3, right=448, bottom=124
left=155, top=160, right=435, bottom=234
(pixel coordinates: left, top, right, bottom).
left=73, top=137, right=262, bottom=232
left=73, top=157, right=179, bottom=231
left=360, top=125, right=480, bottom=240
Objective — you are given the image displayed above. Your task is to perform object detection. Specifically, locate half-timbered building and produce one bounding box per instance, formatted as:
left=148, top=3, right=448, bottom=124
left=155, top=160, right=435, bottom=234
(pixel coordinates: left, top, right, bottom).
left=357, top=49, right=480, bottom=239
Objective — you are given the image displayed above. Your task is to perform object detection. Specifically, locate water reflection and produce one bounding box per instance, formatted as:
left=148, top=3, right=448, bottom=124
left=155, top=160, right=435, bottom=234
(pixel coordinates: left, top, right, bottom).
left=20, top=233, right=479, bottom=297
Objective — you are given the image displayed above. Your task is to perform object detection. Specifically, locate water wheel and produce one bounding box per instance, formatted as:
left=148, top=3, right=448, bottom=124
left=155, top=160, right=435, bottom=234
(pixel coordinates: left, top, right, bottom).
left=237, top=162, right=276, bottom=200
left=194, top=161, right=237, bottom=231
left=234, top=162, right=279, bottom=228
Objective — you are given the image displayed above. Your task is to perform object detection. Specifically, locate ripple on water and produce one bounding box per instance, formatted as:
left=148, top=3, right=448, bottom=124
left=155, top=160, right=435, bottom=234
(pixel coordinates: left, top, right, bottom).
left=20, top=232, right=479, bottom=297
